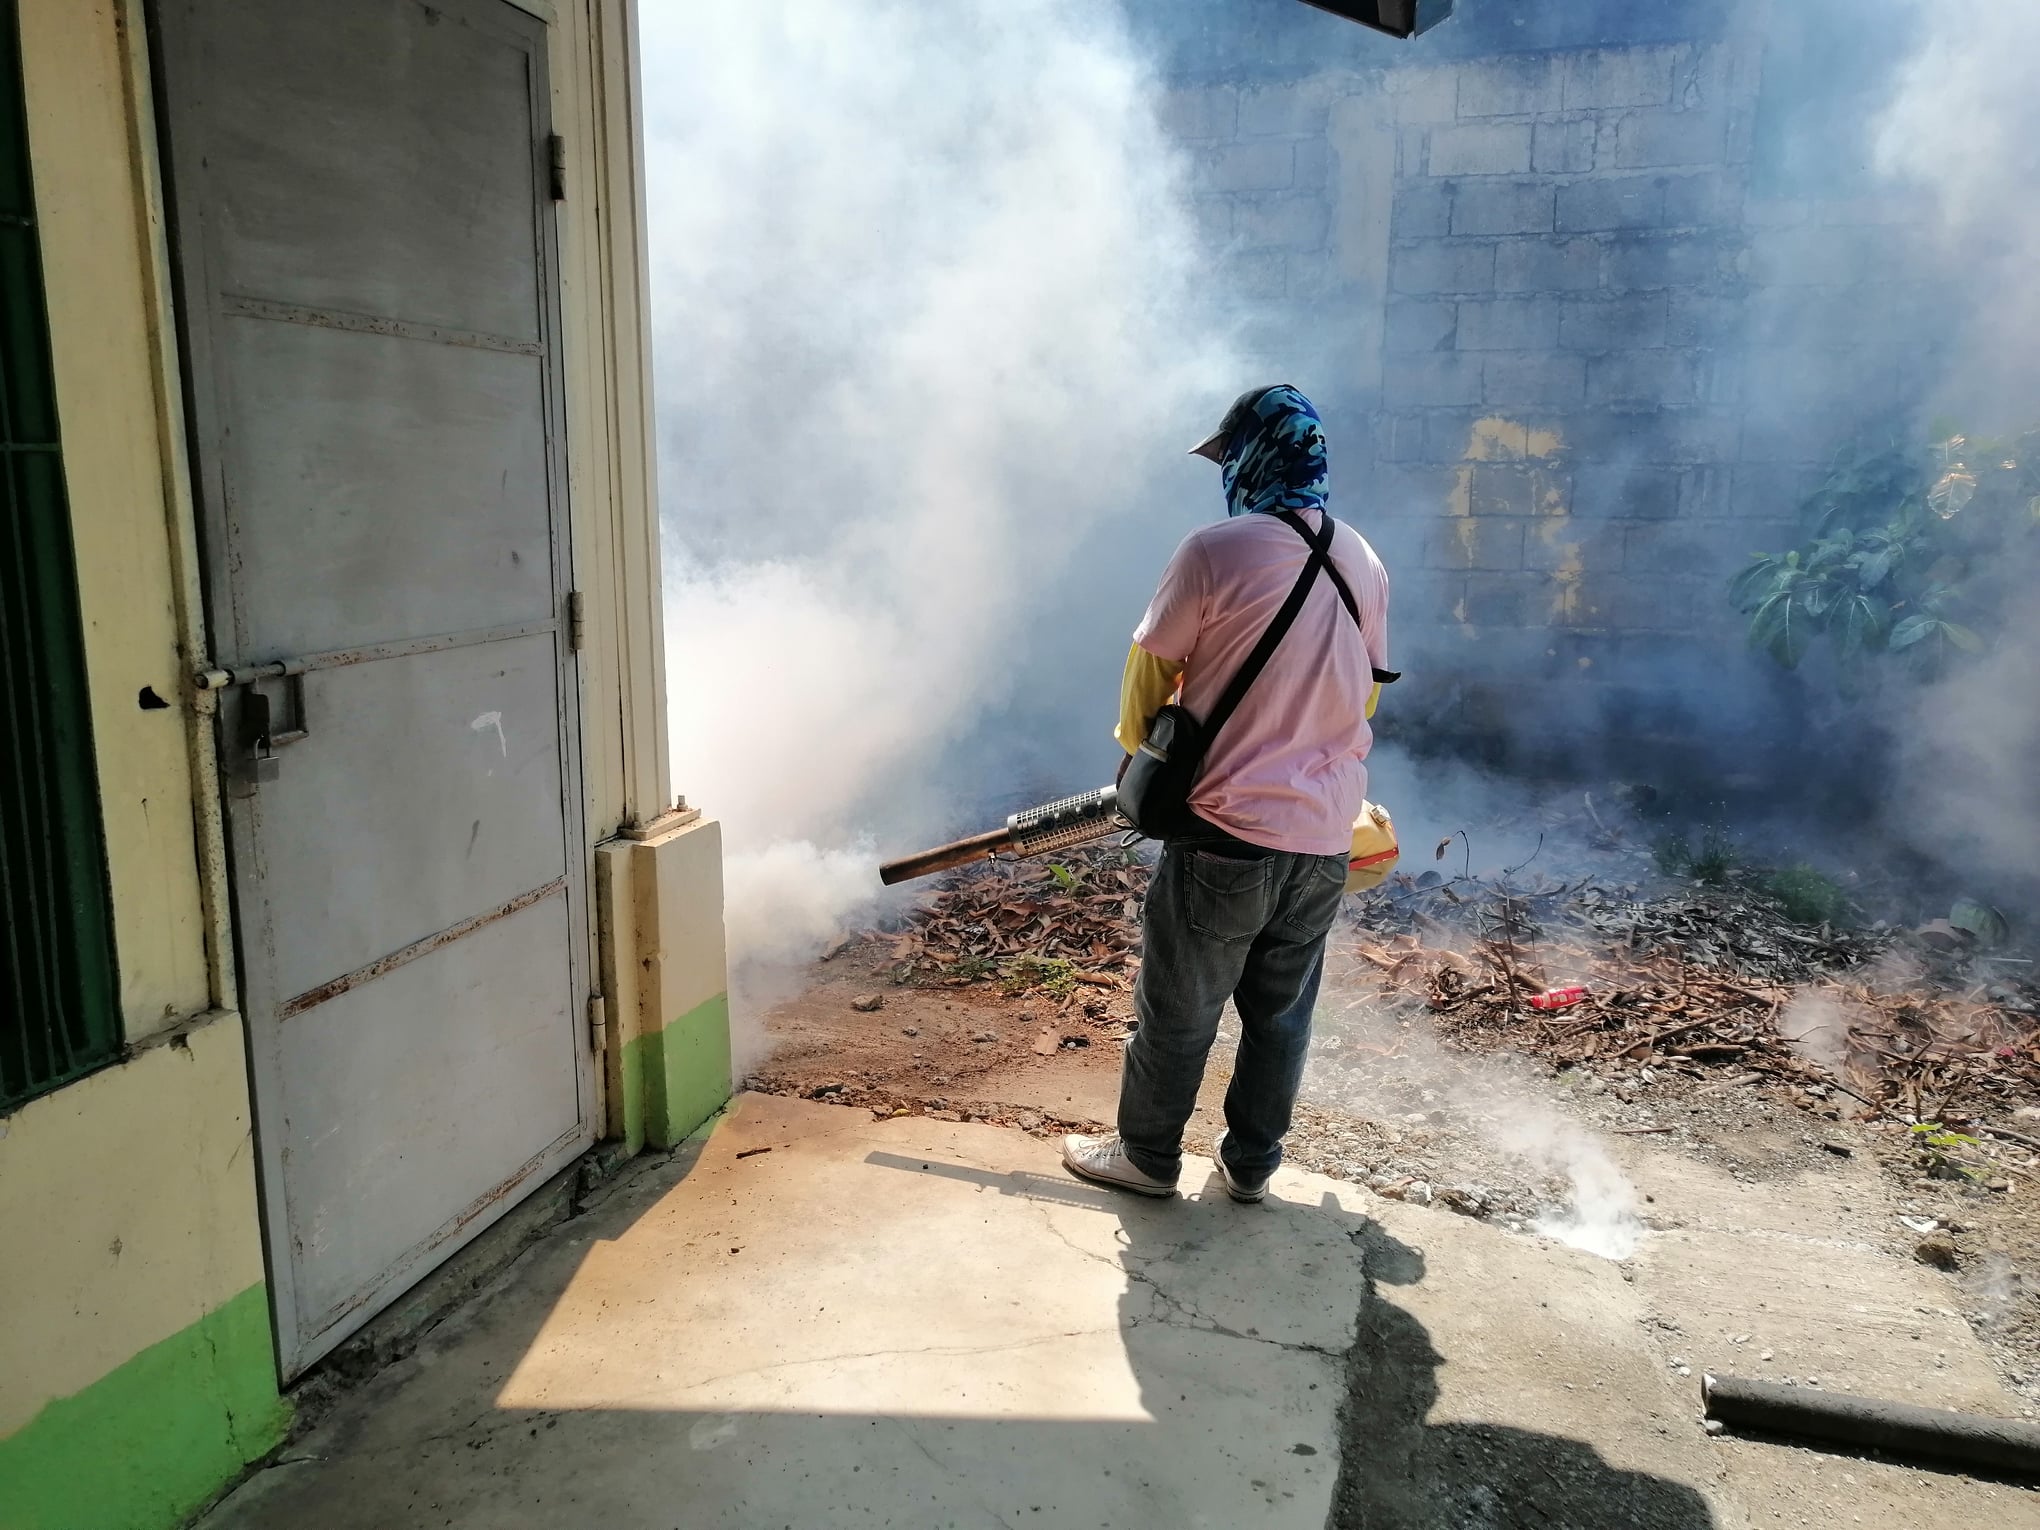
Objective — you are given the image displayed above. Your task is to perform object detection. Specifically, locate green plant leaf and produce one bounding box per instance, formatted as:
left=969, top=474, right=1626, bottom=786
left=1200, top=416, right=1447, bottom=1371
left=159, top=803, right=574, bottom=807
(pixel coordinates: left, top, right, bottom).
left=1727, top=556, right=1784, bottom=611
left=1943, top=621, right=1984, bottom=653
left=1888, top=613, right=1937, bottom=650
left=1749, top=590, right=1813, bottom=667
left=1853, top=545, right=1898, bottom=590
left=1806, top=532, right=1855, bottom=571
left=1832, top=591, right=1891, bottom=655
left=1913, top=583, right=1956, bottom=616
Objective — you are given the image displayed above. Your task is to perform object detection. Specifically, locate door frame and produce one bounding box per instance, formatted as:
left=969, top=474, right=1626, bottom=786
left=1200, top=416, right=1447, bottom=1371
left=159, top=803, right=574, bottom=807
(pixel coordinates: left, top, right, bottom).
left=147, top=0, right=595, bottom=1378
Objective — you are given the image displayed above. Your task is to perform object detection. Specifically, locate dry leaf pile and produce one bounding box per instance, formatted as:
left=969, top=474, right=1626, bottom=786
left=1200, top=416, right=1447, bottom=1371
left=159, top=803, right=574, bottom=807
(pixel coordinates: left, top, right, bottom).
left=1346, top=870, right=2040, bottom=1126
left=845, top=830, right=2040, bottom=1127
left=865, top=842, right=1146, bottom=993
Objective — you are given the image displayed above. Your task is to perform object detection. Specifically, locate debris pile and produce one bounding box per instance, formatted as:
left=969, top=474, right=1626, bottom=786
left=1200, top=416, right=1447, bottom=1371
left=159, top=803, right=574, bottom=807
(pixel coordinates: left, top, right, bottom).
left=857, top=842, right=1146, bottom=999
left=1345, top=869, right=2040, bottom=1128
left=840, top=827, right=2039, bottom=1129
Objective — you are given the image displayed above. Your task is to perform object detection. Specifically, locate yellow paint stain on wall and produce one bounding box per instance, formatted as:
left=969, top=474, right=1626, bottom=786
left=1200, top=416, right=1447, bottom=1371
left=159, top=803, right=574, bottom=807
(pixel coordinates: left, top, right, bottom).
left=1448, top=463, right=1472, bottom=518
left=1548, top=546, right=1585, bottom=624
left=1532, top=520, right=1584, bottom=624
left=1462, top=416, right=1528, bottom=461
left=1459, top=416, right=1566, bottom=463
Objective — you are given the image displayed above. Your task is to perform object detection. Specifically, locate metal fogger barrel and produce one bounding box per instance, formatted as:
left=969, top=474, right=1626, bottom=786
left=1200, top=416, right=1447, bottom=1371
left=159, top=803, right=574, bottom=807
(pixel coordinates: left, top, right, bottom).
left=878, top=786, right=1123, bottom=886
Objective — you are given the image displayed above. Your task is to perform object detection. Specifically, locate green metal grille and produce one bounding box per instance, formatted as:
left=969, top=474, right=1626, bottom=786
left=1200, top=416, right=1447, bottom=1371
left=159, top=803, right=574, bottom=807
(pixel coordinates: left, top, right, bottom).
left=0, top=0, right=121, bottom=1113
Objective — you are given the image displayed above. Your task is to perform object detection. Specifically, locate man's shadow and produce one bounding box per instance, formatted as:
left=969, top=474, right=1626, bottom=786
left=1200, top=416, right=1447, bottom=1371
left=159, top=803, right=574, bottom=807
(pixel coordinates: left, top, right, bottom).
left=873, top=1150, right=1716, bottom=1529
left=1331, top=1219, right=1714, bottom=1529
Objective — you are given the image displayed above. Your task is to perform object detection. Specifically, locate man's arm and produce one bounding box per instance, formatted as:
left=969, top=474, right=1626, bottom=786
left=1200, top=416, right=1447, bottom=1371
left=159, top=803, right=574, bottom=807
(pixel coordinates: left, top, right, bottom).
left=1115, top=644, right=1184, bottom=754
left=1112, top=533, right=1207, bottom=777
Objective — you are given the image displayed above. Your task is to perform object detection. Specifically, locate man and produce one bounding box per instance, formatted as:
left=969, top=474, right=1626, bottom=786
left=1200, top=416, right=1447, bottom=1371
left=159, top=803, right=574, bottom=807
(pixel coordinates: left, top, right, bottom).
left=1063, top=385, right=1390, bottom=1203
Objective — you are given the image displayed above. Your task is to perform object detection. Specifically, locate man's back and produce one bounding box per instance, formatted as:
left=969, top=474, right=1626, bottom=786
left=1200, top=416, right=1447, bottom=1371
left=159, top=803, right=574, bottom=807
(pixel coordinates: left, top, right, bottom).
left=1133, top=505, right=1390, bottom=855
left=1066, top=383, right=1390, bottom=1204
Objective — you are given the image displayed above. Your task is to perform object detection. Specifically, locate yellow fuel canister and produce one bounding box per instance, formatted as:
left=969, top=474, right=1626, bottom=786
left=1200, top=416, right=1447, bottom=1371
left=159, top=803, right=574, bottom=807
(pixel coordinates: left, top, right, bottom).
left=1346, top=800, right=1398, bottom=893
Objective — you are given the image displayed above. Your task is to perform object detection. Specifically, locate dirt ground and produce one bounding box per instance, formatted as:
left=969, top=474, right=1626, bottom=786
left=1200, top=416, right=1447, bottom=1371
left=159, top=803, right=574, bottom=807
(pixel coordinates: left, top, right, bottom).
left=749, top=896, right=2040, bottom=1415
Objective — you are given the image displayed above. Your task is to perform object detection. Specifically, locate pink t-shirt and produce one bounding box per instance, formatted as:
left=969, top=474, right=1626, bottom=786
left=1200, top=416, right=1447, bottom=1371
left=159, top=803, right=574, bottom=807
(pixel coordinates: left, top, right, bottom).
left=1133, top=509, right=1390, bottom=856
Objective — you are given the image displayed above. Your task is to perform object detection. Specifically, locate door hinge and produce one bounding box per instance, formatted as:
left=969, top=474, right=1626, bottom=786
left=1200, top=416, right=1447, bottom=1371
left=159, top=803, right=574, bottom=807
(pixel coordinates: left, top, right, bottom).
left=567, top=589, right=585, bottom=653
left=587, top=992, right=607, bottom=1053
left=548, top=134, right=567, bottom=201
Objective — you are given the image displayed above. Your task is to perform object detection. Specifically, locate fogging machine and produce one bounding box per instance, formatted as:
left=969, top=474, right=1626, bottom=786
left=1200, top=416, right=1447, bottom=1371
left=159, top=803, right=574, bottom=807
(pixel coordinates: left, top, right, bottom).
left=878, top=785, right=1400, bottom=892
left=879, top=785, right=1124, bottom=885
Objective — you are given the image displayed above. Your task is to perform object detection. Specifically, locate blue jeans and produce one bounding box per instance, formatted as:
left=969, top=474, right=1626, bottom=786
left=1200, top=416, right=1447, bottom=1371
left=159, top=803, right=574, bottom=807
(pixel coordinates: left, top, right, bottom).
left=1116, top=834, right=1347, bottom=1186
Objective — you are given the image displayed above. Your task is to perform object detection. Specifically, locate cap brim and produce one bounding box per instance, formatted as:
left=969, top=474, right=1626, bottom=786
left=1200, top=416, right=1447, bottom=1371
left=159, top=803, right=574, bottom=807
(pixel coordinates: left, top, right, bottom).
left=1188, top=429, right=1227, bottom=463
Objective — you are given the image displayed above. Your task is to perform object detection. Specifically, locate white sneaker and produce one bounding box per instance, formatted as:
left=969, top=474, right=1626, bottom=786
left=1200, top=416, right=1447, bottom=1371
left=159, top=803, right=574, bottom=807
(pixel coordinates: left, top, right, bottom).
left=1211, top=1130, right=1268, bottom=1204
left=1061, top=1133, right=1177, bottom=1197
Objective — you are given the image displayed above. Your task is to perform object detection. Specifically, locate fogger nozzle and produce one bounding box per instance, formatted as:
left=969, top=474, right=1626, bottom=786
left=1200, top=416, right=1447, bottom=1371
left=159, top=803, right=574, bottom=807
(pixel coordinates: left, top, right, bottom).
left=878, top=785, right=1123, bottom=886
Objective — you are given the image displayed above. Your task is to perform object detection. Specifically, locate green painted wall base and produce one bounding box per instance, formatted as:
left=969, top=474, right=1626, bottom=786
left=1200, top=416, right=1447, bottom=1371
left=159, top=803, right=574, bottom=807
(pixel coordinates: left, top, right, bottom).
left=626, top=991, right=732, bottom=1151
left=0, top=1282, right=288, bottom=1530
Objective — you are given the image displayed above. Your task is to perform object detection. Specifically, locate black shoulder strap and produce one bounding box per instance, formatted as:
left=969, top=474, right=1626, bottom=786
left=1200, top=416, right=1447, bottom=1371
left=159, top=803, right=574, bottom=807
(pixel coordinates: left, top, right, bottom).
left=1198, top=510, right=1336, bottom=746
left=1273, top=512, right=1401, bottom=686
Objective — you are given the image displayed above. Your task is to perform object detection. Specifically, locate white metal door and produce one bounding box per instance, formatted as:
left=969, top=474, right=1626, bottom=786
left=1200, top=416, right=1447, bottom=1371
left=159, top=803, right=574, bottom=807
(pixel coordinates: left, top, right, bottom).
left=154, top=0, right=594, bottom=1377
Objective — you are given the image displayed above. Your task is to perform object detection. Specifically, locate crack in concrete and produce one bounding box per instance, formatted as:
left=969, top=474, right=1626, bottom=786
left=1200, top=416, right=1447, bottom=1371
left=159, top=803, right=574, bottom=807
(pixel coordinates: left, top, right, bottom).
left=1024, top=1199, right=1351, bottom=1362
left=658, top=1327, right=1127, bottom=1397
left=888, top=1418, right=1024, bottom=1530
left=1120, top=1264, right=1347, bottom=1360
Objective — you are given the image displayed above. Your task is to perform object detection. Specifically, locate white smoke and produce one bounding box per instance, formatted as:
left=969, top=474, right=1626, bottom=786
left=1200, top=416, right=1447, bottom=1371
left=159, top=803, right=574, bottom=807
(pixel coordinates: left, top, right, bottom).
left=1777, top=989, right=1852, bottom=1080
left=1875, top=4, right=2040, bottom=429
left=640, top=1, right=1234, bottom=1036
left=1871, top=6, right=2040, bottom=900
left=1309, top=974, right=1644, bottom=1261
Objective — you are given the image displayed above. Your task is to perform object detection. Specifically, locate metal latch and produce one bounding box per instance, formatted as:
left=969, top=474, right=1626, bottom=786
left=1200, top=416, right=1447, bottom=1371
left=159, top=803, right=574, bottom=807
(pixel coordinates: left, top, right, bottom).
left=195, top=663, right=310, bottom=786
left=244, top=675, right=309, bottom=782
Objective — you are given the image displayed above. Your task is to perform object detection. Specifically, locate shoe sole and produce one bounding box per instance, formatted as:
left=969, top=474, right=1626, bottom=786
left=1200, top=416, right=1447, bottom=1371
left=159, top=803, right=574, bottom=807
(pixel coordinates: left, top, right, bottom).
left=1061, top=1149, right=1177, bottom=1198
left=1211, top=1132, right=1268, bottom=1204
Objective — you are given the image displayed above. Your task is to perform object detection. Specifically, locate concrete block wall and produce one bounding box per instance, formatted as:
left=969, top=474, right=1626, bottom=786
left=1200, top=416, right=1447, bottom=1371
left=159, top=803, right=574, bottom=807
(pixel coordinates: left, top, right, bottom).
left=1155, top=18, right=1942, bottom=768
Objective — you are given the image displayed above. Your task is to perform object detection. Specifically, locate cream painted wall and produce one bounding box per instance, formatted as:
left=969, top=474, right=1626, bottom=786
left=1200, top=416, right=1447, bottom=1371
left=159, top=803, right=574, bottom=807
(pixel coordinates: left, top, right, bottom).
left=0, top=1013, right=268, bottom=1436
left=549, top=0, right=674, bottom=840
left=638, top=817, right=729, bottom=1023
left=20, top=0, right=217, bottom=1037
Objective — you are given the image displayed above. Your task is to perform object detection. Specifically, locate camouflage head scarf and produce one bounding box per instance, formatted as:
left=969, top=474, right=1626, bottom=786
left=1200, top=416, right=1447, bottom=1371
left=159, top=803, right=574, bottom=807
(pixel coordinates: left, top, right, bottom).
left=1215, top=384, right=1328, bottom=519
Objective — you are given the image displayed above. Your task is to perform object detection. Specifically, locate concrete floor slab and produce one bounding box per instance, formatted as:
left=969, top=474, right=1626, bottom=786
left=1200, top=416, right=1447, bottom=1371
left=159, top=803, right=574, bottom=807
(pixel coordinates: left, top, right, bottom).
left=201, top=1095, right=2039, bottom=1530
left=1624, top=1145, right=2010, bottom=1408
left=204, top=1095, right=1363, bottom=1529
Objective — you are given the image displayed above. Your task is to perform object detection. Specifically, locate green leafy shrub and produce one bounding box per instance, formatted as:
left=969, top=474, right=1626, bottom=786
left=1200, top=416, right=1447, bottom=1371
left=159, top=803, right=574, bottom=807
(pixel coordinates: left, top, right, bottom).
left=1728, top=430, right=2039, bottom=675
left=1654, top=826, right=1738, bottom=885
left=1909, top=1121, right=1985, bottom=1182
left=1761, top=864, right=1851, bottom=926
